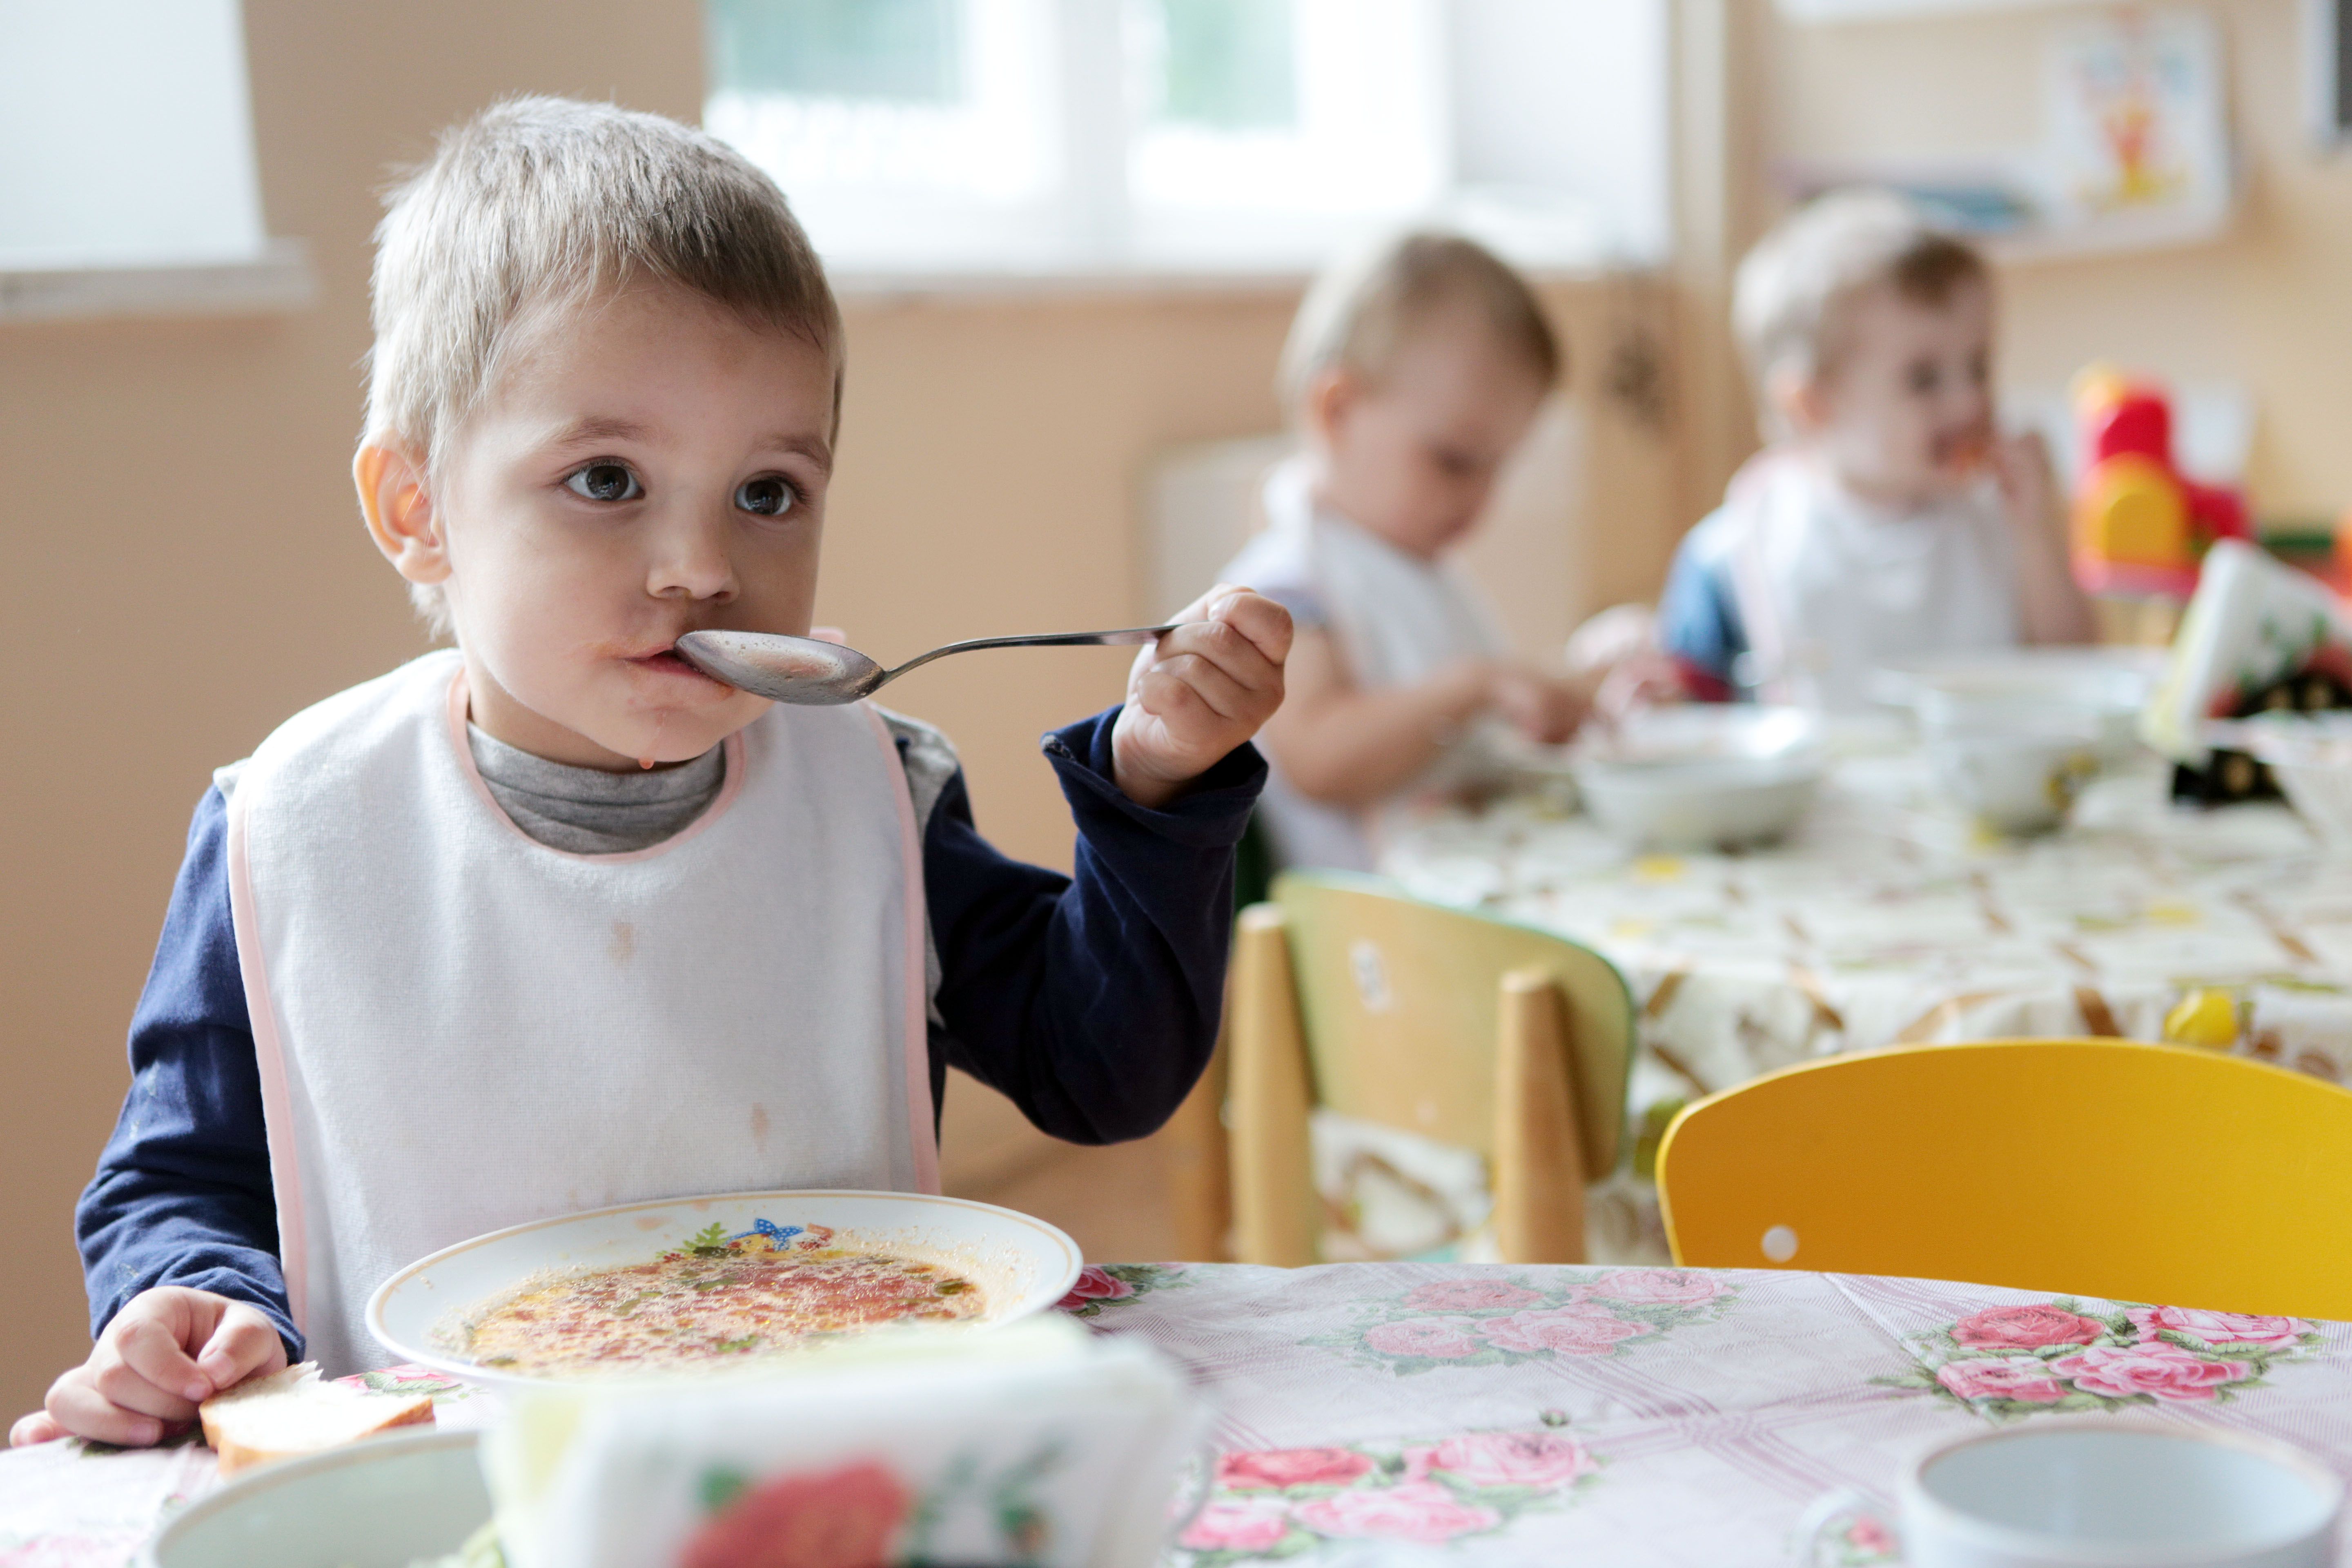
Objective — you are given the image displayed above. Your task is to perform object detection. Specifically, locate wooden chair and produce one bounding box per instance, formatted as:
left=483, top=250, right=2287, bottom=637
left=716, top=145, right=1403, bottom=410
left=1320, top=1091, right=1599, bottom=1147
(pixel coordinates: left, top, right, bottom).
left=1219, top=872, right=1635, bottom=1266
left=1657, top=1038, right=2352, bottom=1319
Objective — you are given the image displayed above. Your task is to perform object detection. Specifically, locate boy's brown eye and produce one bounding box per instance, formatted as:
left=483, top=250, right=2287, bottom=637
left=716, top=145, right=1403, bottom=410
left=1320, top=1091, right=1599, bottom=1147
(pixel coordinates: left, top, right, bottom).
left=735, top=476, right=795, bottom=517
left=565, top=463, right=642, bottom=503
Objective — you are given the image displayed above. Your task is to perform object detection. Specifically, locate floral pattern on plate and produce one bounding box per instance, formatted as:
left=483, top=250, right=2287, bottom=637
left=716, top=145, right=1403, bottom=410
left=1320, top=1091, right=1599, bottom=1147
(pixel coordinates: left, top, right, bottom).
left=1882, top=1300, right=2323, bottom=1421
left=1177, top=1428, right=1599, bottom=1564
left=1317, top=1269, right=1736, bottom=1374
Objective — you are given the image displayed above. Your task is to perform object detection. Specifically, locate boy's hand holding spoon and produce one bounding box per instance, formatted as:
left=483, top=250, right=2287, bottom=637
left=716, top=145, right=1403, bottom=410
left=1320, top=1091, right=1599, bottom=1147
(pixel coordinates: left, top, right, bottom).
left=1113, top=586, right=1292, bottom=808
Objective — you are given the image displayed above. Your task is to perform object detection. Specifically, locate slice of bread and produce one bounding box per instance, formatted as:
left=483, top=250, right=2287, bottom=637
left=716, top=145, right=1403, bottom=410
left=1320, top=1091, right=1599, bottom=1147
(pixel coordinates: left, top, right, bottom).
left=198, top=1361, right=434, bottom=1475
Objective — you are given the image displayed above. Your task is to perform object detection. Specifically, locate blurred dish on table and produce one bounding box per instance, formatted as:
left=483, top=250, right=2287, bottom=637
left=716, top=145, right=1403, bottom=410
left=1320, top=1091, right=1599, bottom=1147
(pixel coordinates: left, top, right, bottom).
left=1920, top=700, right=2103, bottom=835
left=2218, top=712, right=2352, bottom=845
left=369, top=1190, right=1081, bottom=1388
left=143, top=1427, right=490, bottom=1568
left=1572, top=706, right=1824, bottom=850
left=1873, top=645, right=2165, bottom=764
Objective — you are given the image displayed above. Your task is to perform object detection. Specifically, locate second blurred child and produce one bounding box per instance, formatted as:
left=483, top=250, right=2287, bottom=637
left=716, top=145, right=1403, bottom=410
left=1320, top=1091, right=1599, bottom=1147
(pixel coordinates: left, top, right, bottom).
left=1227, top=233, right=1588, bottom=871
left=1659, top=192, right=2093, bottom=709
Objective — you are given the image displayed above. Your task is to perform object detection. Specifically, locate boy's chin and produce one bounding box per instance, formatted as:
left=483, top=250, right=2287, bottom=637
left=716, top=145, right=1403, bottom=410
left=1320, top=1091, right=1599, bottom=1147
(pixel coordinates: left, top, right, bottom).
left=587, top=702, right=764, bottom=768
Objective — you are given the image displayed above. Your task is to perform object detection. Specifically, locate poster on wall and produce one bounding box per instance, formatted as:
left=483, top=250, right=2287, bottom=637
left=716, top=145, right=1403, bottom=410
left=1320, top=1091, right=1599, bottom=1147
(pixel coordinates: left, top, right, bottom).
left=2039, top=7, right=2232, bottom=246
left=1775, top=3, right=2232, bottom=259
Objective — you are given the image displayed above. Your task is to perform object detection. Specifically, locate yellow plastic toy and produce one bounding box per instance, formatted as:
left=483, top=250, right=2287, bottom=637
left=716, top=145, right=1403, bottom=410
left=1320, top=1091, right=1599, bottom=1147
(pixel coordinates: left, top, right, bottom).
left=2070, top=365, right=2250, bottom=599
left=2162, top=988, right=2239, bottom=1050
left=1223, top=872, right=1634, bottom=1267
left=1657, top=1038, right=2352, bottom=1319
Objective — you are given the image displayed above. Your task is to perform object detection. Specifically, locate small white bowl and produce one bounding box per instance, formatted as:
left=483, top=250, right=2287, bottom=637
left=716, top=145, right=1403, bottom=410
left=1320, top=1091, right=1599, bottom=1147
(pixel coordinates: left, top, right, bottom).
left=1573, top=706, right=1824, bottom=849
left=1920, top=699, right=2106, bottom=834
left=368, top=1189, right=1082, bottom=1388
left=1875, top=647, right=2163, bottom=765
left=143, top=1428, right=486, bottom=1568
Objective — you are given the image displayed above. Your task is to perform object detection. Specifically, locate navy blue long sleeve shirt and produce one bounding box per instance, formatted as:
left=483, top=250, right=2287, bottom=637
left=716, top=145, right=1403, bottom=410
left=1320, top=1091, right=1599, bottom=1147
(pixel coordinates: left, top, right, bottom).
left=76, top=708, right=1262, bottom=1360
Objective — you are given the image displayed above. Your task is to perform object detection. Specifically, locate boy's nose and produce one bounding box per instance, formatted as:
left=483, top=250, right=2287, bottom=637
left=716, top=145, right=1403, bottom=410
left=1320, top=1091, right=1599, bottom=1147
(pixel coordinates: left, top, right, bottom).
left=647, top=517, right=739, bottom=602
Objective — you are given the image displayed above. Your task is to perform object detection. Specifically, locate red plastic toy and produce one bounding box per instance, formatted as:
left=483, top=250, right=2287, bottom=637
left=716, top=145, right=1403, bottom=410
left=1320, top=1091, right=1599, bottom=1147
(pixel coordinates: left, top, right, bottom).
left=2071, top=366, right=2251, bottom=599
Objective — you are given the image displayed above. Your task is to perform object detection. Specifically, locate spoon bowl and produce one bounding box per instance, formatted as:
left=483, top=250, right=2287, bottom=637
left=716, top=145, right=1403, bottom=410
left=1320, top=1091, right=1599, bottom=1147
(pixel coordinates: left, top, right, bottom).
left=673, top=630, right=887, bottom=705
left=675, top=623, right=1183, bottom=706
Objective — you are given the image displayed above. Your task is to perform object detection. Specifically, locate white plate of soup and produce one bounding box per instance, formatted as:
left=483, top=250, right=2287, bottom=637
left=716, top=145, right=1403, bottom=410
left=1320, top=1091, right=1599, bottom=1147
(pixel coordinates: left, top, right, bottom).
left=368, top=1189, right=1082, bottom=1387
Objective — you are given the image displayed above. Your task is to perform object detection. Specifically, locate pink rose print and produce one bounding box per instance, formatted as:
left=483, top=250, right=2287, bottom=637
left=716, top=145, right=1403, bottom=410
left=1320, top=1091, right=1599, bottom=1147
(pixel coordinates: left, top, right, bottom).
left=1401, top=1278, right=1544, bottom=1312
left=1405, top=1430, right=1595, bottom=1490
left=1056, top=1266, right=1134, bottom=1311
left=1481, top=1304, right=1652, bottom=1357
left=2126, top=1305, right=2307, bottom=1351
left=1588, top=1268, right=1722, bottom=1307
left=1934, top=1356, right=2069, bottom=1404
left=1364, top=1315, right=1488, bottom=1359
left=1846, top=1516, right=1897, bottom=1556
left=2050, top=1344, right=2253, bottom=1403
left=1217, top=1447, right=1377, bottom=1491
left=1949, top=1304, right=2104, bottom=1352
left=1178, top=1499, right=1293, bottom=1552
left=1292, top=1481, right=1502, bottom=1544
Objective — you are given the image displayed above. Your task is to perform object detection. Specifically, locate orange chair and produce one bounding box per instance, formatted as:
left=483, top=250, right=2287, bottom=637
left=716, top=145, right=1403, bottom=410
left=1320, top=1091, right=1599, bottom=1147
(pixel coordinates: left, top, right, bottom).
left=1657, top=1038, right=2352, bottom=1319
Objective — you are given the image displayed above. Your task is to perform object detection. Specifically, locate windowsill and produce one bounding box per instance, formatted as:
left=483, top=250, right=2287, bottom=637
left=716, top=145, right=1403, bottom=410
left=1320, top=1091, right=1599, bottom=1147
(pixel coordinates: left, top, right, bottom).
left=0, top=239, right=316, bottom=325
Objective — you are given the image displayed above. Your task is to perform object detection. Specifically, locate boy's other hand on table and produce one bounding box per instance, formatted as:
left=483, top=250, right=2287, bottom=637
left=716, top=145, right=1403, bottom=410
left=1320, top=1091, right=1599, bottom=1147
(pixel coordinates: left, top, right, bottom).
left=9, top=1287, right=287, bottom=1448
left=1114, top=585, right=1292, bottom=809
left=1488, top=664, right=1590, bottom=746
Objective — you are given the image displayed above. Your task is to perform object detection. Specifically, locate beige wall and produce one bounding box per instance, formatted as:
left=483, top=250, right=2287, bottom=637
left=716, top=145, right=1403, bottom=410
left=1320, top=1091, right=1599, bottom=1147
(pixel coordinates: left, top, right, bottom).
left=0, top=2, right=1681, bottom=1419
left=1758, top=0, right=2352, bottom=519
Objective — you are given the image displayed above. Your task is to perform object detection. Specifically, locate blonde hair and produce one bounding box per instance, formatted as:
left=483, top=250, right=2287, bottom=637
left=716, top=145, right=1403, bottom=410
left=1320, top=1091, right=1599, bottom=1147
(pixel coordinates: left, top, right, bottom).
left=364, top=97, right=842, bottom=631
left=1279, top=231, right=1562, bottom=412
left=1734, top=189, right=1989, bottom=433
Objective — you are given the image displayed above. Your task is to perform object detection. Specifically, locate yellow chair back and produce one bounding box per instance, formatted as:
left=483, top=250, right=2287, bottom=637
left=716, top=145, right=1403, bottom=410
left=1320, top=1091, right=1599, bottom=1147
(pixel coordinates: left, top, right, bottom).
left=1274, top=871, right=1633, bottom=1175
left=1657, top=1038, right=2352, bottom=1319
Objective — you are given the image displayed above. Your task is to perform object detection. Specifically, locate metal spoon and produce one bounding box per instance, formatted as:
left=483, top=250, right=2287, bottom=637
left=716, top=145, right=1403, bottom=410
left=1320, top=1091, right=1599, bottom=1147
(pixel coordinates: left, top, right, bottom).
left=674, top=624, right=1184, bottom=706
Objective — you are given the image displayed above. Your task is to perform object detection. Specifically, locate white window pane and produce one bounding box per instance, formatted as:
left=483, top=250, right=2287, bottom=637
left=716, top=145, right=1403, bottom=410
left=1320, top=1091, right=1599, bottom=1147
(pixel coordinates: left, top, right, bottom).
left=1448, top=0, right=1672, bottom=265
left=708, top=0, right=963, bottom=102
left=1141, top=0, right=1298, bottom=130
left=1127, top=0, right=1446, bottom=266
left=0, top=0, right=265, bottom=269
left=706, top=0, right=1065, bottom=271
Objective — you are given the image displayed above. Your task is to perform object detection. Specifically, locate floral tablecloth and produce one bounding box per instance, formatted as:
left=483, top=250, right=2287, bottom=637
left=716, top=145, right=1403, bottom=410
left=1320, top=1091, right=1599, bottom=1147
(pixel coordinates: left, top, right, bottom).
left=1384, top=755, right=2352, bottom=1141
left=9, top=1264, right=2352, bottom=1566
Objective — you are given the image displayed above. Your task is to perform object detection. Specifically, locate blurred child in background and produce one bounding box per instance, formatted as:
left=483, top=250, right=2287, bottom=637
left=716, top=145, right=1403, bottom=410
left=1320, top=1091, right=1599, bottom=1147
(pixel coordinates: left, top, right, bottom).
left=1658, top=192, right=2093, bottom=710
left=1225, top=233, right=1599, bottom=872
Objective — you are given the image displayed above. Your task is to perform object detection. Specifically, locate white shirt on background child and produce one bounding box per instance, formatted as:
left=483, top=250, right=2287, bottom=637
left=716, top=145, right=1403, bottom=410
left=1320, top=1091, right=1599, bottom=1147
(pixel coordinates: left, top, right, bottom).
left=1222, top=456, right=1514, bottom=871
left=1659, top=450, right=2022, bottom=711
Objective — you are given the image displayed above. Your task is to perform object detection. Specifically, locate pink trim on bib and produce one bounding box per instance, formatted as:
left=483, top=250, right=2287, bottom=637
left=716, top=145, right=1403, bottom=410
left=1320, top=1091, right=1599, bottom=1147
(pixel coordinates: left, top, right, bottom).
left=442, top=668, right=747, bottom=863
left=864, top=702, right=942, bottom=1195
left=224, top=787, right=310, bottom=1338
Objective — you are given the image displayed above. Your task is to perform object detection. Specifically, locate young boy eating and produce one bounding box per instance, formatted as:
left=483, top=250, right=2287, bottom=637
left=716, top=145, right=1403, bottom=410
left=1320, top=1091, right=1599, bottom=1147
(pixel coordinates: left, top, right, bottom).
left=13, top=98, right=1287, bottom=1447
left=1226, top=232, right=1595, bottom=873
left=1658, top=191, right=2093, bottom=709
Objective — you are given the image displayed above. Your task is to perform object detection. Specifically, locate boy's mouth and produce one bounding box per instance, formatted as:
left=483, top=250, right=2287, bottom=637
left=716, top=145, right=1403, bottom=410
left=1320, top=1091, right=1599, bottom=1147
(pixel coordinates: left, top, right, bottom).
left=627, top=646, right=734, bottom=692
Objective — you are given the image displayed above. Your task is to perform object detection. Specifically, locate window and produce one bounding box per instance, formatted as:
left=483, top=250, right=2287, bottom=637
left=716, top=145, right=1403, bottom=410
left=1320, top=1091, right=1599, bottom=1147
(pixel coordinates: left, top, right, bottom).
left=0, top=0, right=308, bottom=320
left=704, top=0, right=1670, bottom=279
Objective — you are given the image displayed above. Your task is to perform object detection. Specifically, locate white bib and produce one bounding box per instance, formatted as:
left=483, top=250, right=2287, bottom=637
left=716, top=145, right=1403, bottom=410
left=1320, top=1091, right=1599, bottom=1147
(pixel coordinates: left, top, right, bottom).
left=1722, top=451, right=2021, bottom=711
left=223, top=650, right=934, bottom=1372
left=1223, top=458, right=1512, bottom=870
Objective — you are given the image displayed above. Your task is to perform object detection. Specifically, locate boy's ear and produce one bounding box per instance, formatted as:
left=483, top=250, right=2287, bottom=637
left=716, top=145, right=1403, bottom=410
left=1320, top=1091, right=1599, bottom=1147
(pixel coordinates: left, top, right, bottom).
left=354, top=443, right=452, bottom=586
left=1301, top=365, right=1359, bottom=450
left=1766, top=362, right=1831, bottom=439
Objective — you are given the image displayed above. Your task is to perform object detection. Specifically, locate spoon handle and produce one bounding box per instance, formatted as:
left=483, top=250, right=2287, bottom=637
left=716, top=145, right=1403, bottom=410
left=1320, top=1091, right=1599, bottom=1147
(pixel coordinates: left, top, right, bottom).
left=882, top=624, right=1183, bottom=682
